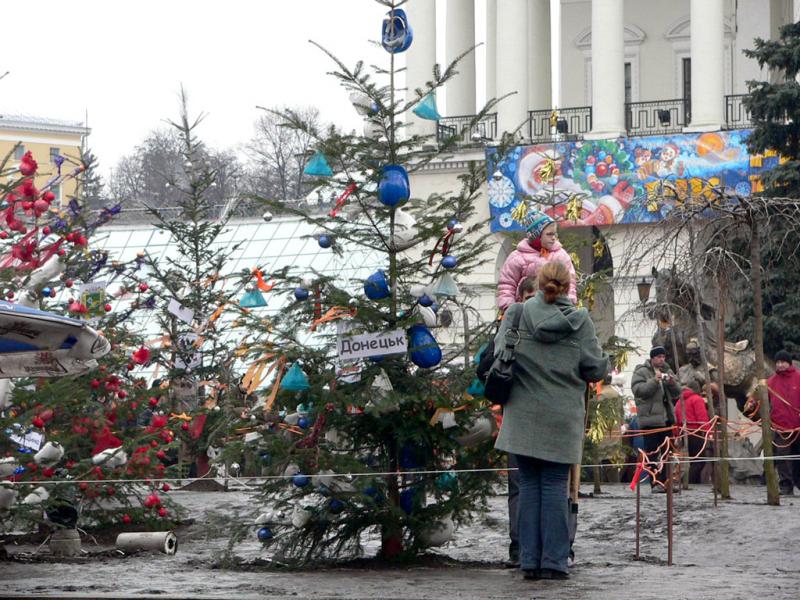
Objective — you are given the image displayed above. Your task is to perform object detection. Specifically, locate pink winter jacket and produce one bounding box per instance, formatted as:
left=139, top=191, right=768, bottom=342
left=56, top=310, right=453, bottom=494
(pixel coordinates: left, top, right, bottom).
left=497, top=239, right=578, bottom=310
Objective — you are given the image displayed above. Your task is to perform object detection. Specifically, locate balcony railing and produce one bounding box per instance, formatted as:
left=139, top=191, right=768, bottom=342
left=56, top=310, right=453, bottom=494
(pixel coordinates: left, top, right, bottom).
left=725, top=94, right=752, bottom=130
left=528, top=106, right=592, bottom=143
left=436, top=113, right=498, bottom=144
left=626, top=98, right=690, bottom=137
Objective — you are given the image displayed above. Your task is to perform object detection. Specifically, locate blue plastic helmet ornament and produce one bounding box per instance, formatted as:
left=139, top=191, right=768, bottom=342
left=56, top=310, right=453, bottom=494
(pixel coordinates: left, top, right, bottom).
left=418, top=294, right=433, bottom=307
left=281, top=362, right=310, bottom=392
left=412, top=91, right=441, bottom=121
left=381, top=8, right=413, bottom=53
left=294, top=287, right=310, bottom=301
left=408, top=323, right=442, bottom=369
left=257, top=526, right=273, bottom=542
left=318, top=234, right=333, bottom=249
left=363, top=270, right=390, bottom=300
left=303, top=150, right=333, bottom=177
left=293, top=473, right=311, bottom=487
left=441, top=255, right=458, bottom=269
left=378, top=165, right=410, bottom=207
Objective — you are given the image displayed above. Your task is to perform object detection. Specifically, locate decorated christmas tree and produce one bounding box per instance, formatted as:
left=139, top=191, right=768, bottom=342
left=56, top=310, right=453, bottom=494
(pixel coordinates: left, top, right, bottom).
left=221, top=1, right=507, bottom=564
left=0, top=143, right=186, bottom=532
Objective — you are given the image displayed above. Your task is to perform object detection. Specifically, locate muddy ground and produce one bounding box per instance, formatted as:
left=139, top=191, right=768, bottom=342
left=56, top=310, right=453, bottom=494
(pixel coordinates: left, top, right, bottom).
left=1, top=483, right=797, bottom=599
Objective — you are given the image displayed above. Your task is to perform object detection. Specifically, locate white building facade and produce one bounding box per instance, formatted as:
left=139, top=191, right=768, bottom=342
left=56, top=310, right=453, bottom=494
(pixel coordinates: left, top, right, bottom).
left=401, top=0, right=798, bottom=384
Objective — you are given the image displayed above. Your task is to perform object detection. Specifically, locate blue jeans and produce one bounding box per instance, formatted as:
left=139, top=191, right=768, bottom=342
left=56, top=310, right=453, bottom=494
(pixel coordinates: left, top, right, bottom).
left=515, top=454, right=571, bottom=573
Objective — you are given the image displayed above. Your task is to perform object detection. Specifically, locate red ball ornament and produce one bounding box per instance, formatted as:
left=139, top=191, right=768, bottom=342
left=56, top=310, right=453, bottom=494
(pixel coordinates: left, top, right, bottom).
left=126, top=363, right=135, bottom=371
left=150, top=439, right=159, bottom=447
left=106, top=486, right=116, bottom=496
left=138, top=283, right=149, bottom=292
left=117, top=390, right=127, bottom=399
left=57, top=249, right=65, bottom=256
left=181, top=422, right=190, bottom=431
left=32, top=416, right=45, bottom=428
left=158, top=507, right=168, bottom=518
left=42, top=225, right=51, bottom=235
left=0, top=231, right=8, bottom=240
left=594, top=163, right=608, bottom=177
left=131, top=347, right=151, bottom=365
left=42, top=467, right=55, bottom=478
left=161, top=483, right=171, bottom=492
left=104, top=303, right=112, bottom=312
left=148, top=397, right=159, bottom=407
left=65, top=279, right=74, bottom=288
left=122, top=514, right=132, bottom=524
left=156, top=450, right=166, bottom=460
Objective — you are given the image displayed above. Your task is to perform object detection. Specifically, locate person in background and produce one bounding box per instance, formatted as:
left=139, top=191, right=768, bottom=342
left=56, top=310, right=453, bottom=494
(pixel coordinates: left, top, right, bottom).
left=631, top=346, right=681, bottom=493
left=674, top=381, right=713, bottom=484
left=496, top=211, right=577, bottom=312
left=494, top=262, right=608, bottom=581
left=767, top=350, right=800, bottom=496
left=477, top=275, right=538, bottom=568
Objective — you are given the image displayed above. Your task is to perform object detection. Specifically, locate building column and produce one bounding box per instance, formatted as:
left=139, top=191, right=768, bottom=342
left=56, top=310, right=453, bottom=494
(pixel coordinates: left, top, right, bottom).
left=685, top=0, right=725, bottom=132
left=485, top=0, right=497, bottom=103
left=585, top=0, right=626, bottom=140
left=445, top=0, right=476, bottom=116
left=404, top=0, right=438, bottom=139
left=527, top=0, right=551, bottom=112
left=496, top=0, right=529, bottom=137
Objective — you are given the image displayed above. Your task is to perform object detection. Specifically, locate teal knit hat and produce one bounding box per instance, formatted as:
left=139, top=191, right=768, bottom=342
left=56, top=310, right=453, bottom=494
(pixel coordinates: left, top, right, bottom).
left=524, top=210, right=555, bottom=240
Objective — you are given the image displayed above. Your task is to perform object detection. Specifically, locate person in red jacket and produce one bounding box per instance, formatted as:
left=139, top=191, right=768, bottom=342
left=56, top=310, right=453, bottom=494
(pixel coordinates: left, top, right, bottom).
left=767, top=350, right=800, bottom=496
left=675, top=382, right=713, bottom=484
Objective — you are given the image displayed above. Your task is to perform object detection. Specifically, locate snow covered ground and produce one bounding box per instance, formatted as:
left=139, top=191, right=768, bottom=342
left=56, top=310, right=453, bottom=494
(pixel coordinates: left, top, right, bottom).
left=1, top=483, right=798, bottom=599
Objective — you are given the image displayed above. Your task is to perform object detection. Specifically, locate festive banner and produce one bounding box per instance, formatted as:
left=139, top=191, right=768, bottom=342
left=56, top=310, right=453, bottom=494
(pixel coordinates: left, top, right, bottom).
left=486, top=130, right=766, bottom=231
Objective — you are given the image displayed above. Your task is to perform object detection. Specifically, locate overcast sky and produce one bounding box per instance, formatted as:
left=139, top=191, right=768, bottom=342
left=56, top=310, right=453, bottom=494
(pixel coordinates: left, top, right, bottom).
left=2, top=0, right=442, bottom=179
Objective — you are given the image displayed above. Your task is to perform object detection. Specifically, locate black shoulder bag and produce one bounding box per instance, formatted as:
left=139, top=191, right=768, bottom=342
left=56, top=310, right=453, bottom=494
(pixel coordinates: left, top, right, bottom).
left=483, top=305, right=523, bottom=406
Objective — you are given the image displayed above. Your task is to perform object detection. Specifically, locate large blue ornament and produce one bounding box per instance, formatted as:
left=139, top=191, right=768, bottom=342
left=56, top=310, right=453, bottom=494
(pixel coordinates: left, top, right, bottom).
left=441, top=255, right=458, bottom=269
left=364, top=270, right=390, bottom=300
left=298, top=416, right=311, bottom=429
left=399, top=487, right=420, bottom=515
left=293, top=473, right=311, bottom=487
left=328, top=498, right=345, bottom=514
left=418, top=294, right=433, bottom=307
left=303, top=151, right=333, bottom=177
left=408, top=324, right=442, bottom=368
left=257, top=526, right=273, bottom=542
left=281, top=362, right=310, bottom=392
left=318, top=234, right=333, bottom=249
left=378, top=165, right=410, bottom=207
left=294, top=287, right=310, bottom=301
left=381, top=8, right=413, bottom=53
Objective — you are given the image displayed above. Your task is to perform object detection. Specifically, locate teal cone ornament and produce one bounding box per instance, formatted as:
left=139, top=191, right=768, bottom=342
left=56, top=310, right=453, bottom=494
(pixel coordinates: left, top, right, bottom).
left=303, top=151, right=333, bottom=177
left=467, top=377, right=485, bottom=397
left=240, top=290, right=267, bottom=308
left=433, top=272, right=460, bottom=298
left=412, top=92, right=442, bottom=121
left=281, top=362, right=310, bottom=392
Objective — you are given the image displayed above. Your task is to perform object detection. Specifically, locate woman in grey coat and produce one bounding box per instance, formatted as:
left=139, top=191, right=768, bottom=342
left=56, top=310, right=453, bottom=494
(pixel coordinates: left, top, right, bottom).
left=494, top=262, right=608, bottom=580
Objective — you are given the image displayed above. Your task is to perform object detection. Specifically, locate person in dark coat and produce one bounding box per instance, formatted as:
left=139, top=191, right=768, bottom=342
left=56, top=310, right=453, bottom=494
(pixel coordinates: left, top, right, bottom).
left=631, top=346, right=681, bottom=492
left=478, top=276, right=537, bottom=568
left=494, top=263, right=608, bottom=581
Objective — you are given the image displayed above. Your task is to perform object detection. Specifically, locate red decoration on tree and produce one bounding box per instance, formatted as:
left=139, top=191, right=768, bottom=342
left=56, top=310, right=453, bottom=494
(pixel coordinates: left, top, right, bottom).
left=32, top=416, right=45, bottom=428
left=18, top=151, right=38, bottom=176
left=131, top=347, right=151, bottom=365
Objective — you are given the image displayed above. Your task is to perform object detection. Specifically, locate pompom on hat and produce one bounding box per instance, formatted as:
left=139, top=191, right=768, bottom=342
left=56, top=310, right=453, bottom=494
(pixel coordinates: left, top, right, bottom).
left=523, top=210, right=555, bottom=241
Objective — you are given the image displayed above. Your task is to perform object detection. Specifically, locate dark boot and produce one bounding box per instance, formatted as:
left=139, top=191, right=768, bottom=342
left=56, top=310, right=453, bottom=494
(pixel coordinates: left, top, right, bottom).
left=503, top=541, right=519, bottom=568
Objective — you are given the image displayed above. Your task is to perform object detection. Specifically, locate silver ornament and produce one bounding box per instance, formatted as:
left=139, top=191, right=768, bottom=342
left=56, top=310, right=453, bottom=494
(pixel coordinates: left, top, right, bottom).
left=262, top=211, right=274, bottom=222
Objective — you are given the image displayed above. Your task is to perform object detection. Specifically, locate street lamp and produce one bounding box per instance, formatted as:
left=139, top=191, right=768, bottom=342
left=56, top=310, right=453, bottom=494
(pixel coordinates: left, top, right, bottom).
left=637, top=278, right=652, bottom=304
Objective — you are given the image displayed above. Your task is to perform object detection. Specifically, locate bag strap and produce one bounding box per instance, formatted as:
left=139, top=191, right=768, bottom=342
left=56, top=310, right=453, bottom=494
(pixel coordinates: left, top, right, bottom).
left=503, top=304, right=524, bottom=350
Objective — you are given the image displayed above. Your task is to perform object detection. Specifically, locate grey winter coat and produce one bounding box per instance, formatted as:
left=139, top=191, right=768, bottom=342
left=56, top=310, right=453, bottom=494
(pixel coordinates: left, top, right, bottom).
left=631, top=360, right=680, bottom=428
left=493, top=293, right=609, bottom=465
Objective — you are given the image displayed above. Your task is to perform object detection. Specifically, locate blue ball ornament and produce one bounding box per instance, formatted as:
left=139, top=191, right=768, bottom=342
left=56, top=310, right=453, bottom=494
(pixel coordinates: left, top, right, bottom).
left=418, top=294, right=433, bottom=307
left=328, top=498, right=345, bottom=514
left=318, top=234, right=332, bottom=249
left=294, top=287, right=309, bottom=301
left=441, top=255, right=457, bottom=269
left=293, top=473, right=311, bottom=487
left=430, top=302, right=440, bottom=313
left=42, top=287, right=52, bottom=297
left=257, top=526, right=273, bottom=542
left=298, top=416, right=311, bottom=429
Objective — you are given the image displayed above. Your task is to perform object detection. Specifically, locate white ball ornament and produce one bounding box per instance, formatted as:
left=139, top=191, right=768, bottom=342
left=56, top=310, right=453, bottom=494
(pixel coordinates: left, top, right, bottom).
left=262, top=211, right=274, bottom=222
left=419, top=514, right=456, bottom=547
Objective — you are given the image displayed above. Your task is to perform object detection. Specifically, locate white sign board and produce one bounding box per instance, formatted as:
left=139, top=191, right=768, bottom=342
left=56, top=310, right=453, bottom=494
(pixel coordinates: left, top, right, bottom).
left=337, top=329, right=407, bottom=361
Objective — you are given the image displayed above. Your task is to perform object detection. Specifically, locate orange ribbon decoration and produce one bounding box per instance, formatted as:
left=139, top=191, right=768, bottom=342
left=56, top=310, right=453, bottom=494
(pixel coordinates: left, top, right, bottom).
left=253, top=268, right=274, bottom=292
left=309, top=306, right=355, bottom=332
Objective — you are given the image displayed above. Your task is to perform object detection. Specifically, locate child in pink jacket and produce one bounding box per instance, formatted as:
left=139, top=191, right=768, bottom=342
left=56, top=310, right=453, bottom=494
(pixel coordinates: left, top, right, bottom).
left=496, top=211, right=577, bottom=311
